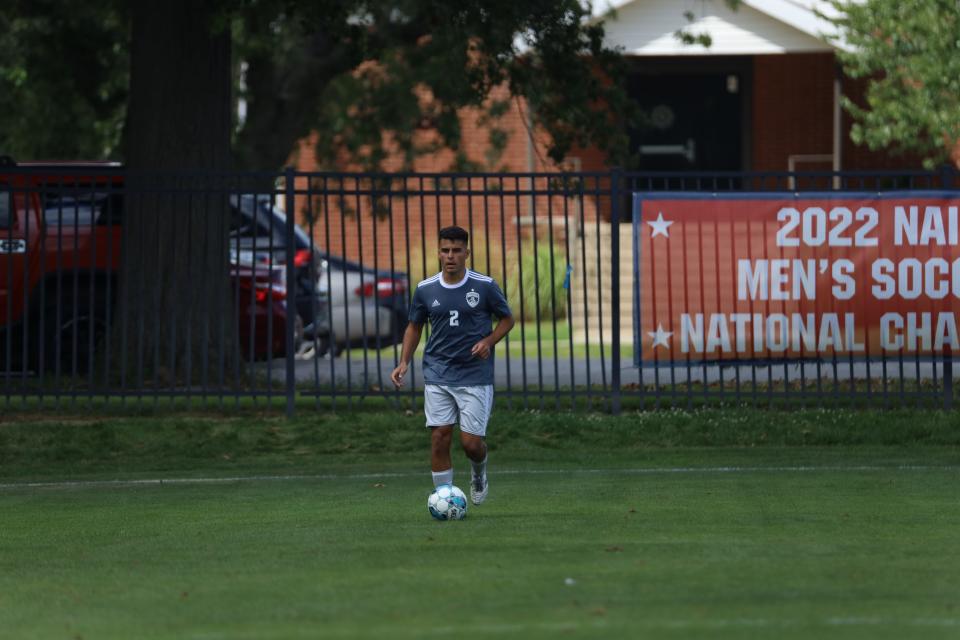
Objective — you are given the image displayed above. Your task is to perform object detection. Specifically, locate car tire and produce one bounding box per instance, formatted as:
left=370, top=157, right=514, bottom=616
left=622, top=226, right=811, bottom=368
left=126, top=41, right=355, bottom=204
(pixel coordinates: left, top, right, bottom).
left=313, top=335, right=331, bottom=358
left=40, top=295, right=109, bottom=375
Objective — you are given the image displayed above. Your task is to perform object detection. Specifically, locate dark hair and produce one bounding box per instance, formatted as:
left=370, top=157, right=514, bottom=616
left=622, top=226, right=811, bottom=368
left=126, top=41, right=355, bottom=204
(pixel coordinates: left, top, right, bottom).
left=438, top=225, right=469, bottom=244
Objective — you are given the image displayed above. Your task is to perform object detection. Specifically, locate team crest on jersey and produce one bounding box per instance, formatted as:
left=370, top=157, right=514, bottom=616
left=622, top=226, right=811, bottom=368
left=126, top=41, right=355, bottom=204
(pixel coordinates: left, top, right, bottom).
left=466, top=290, right=480, bottom=308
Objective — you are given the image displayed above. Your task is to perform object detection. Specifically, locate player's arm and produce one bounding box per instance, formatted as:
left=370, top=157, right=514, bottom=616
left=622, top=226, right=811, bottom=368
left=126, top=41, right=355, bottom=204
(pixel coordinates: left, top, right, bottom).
left=470, top=314, right=515, bottom=360
left=391, top=321, right=424, bottom=387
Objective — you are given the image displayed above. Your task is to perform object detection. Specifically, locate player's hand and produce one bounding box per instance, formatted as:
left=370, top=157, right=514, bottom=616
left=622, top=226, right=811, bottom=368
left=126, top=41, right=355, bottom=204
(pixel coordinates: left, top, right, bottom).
left=391, top=361, right=409, bottom=388
left=471, top=338, right=493, bottom=360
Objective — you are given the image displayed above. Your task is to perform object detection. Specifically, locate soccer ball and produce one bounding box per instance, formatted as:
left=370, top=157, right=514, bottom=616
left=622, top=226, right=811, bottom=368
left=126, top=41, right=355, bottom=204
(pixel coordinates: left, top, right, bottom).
left=427, top=484, right=467, bottom=521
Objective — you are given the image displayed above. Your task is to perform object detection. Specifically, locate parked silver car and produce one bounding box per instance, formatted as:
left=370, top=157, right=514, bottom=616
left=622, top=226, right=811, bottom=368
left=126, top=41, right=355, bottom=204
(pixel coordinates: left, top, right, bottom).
left=316, top=253, right=408, bottom=357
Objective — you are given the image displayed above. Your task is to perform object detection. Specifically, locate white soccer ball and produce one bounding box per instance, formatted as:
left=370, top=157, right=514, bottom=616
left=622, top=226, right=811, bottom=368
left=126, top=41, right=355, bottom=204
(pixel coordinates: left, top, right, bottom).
left=427, top=483, right=467, bottom=521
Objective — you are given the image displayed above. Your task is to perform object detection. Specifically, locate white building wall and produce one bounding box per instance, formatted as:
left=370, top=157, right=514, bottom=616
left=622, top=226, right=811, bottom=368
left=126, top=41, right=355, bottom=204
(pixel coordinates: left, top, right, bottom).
left=597, top=0, right=837, bottom=55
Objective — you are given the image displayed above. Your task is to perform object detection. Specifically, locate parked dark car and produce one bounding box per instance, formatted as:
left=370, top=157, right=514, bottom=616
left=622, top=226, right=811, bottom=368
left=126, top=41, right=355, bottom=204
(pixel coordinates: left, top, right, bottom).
left=228, top=194, right=330, bottom=354
left=228, top=195, right=407, bottom=356
left=232, top=262, right=303, bottom=361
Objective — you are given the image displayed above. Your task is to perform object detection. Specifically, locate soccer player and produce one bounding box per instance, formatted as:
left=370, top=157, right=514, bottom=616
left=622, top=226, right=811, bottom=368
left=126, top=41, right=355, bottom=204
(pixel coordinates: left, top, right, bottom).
left=391, top=225, right=514, bottom=505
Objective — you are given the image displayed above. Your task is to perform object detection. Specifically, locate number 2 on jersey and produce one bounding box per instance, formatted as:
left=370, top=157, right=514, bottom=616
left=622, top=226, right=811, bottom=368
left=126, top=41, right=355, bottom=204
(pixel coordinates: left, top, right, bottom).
left=449, top=310, right=459, bottom=326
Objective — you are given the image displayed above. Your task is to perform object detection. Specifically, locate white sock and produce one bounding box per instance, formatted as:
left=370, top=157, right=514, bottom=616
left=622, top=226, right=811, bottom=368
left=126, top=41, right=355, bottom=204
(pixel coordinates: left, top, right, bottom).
left=471, top=455, right=487, bottom=480
left=432, top=468, right=453, bottom=487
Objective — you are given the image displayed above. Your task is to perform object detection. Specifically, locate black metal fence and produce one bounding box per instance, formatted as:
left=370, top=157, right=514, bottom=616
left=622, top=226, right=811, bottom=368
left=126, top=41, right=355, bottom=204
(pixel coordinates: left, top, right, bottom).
left=1, top=165, right=958, bottom=413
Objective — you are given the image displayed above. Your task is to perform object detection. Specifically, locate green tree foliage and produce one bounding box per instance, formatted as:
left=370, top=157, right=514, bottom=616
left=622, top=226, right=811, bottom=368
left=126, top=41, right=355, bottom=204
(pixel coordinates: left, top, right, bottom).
left=243, top=0, right=637, bottom=170
left=824, top=0, right=960, bottom=168
left=1, top=0, right=634, bottom=171
left=0, top=0, right=128, bottom=160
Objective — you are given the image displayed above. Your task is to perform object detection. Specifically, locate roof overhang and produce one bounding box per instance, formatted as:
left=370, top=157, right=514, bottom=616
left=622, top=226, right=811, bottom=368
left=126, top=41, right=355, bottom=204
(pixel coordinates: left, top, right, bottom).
left=593, top=0, right=851, bottom=56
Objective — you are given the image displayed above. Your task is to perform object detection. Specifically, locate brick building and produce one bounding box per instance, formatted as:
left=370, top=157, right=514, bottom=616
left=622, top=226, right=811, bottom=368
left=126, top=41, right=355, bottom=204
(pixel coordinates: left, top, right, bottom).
left=593, top=0, right=922, bottom=174
left=290, top=0, right=917, bottom=314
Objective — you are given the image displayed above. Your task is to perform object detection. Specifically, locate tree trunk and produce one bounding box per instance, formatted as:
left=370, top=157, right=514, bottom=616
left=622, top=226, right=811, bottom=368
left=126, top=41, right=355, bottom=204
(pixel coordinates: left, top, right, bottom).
left=233, top=20, right=340, bottom=172
left=120, top=1, right=237, bottom=387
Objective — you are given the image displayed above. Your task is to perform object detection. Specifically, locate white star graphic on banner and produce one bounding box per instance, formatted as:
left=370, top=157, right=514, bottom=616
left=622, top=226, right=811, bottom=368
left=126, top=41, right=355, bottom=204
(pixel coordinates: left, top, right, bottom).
left=647, top=323, right=673, bottom=349
left=646, top=212, right=674, bottom=238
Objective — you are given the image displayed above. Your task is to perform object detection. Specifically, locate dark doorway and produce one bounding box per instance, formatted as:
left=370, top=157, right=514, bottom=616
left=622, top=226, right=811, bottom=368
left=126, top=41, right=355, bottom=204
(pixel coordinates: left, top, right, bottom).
left=628, top=58, right=751, bottom=172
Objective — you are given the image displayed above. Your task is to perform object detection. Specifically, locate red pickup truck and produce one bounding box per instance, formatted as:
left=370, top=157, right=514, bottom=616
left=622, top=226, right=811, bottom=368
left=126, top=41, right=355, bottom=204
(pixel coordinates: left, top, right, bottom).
left=0, top=160, right=302, bottom=374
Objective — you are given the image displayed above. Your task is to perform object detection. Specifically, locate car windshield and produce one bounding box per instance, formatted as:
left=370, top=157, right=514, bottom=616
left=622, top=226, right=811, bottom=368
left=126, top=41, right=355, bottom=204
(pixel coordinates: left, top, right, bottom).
left=264, top=202, right=313, bottom=249
left=42, top=190, right=123, bottom=227
left=230, top=194, right=313, bottom=249
left=43, top=198, right=98, bottom=226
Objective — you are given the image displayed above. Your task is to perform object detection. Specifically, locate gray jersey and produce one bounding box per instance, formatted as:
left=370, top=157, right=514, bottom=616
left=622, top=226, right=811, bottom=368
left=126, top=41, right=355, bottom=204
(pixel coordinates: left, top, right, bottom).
left=409, top=270, right=512, bottom=386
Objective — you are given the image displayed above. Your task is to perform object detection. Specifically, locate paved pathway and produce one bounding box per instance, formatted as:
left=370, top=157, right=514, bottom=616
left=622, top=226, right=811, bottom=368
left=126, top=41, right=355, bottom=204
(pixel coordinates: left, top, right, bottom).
left=253, top=353, right=957, bottom=392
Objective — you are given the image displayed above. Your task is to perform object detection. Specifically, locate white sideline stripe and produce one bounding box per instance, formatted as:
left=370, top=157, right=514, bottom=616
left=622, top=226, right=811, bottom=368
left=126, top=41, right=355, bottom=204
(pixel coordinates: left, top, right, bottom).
left=424, top=617, right=960, bottom=633
left=0, top=464, right=956, bottom=491
left=189, top=616, right=960, bottom=638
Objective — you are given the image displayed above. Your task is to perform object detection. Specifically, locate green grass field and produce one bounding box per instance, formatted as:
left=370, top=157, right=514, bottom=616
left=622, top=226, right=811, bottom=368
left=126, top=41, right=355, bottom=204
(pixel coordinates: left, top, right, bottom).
left=1, top=409, right=958, bottom=639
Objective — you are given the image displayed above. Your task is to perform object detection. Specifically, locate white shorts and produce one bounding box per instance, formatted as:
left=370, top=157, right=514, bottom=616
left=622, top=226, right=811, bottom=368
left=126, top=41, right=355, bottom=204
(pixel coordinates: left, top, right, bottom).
left=424, top=384, right=494, bottom=437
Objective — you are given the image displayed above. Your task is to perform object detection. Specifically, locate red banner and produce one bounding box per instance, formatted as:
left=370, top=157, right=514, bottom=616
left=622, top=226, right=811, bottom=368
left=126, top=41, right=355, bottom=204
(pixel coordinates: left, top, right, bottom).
left=635, top=193, right=960, bottom=362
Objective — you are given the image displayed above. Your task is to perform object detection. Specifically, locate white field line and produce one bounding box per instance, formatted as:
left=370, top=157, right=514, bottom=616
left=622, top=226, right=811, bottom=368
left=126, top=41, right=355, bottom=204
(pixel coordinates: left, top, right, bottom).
left=0, top=464, right=957, bottom=491
left=188, top=615, right=960, bottom=639
left=421, top=617, right=960, bottom=633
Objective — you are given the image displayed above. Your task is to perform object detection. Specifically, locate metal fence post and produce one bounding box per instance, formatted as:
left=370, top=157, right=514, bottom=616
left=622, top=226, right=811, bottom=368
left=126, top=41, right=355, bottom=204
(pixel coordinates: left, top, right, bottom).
left=945, top=353, right=954, bottom=411
left=284, top=167, right=297, bottom=418
left=943, top=164, right=956, bottom=410
left=610, top=169, right=622, bottom=415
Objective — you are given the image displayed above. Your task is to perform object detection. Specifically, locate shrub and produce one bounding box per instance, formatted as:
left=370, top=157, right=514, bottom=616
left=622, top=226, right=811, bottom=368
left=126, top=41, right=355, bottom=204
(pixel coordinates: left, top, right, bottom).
left=505, top=240, right=568, bottom=321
